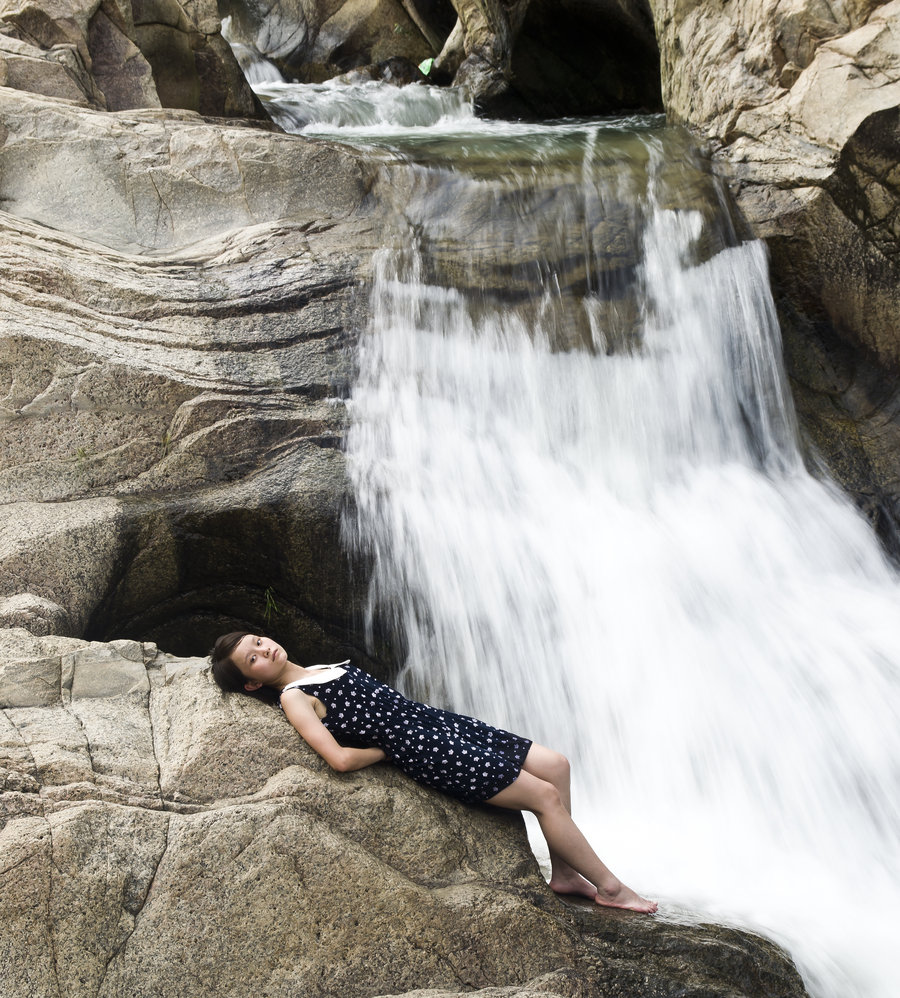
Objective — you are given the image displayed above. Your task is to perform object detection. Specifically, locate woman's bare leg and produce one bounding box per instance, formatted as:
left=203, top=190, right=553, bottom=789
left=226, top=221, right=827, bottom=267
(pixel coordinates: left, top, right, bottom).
left=520, top=744, right=597, bottom=900
left=487, top=768, right=657, bottom=914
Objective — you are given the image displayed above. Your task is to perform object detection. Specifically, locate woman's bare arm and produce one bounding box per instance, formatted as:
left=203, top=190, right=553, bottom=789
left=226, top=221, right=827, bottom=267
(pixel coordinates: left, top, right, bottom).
left=281, top=688, right=387, bottom=772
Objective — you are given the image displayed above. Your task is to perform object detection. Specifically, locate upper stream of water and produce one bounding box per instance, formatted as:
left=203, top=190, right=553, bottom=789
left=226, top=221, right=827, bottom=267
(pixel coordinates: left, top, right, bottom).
left=255, top=76, right=900, bottom=998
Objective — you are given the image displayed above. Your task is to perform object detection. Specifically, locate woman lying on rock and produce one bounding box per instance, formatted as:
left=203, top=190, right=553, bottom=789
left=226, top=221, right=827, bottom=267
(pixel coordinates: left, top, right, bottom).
left=210, top=631, right=657, bottom=914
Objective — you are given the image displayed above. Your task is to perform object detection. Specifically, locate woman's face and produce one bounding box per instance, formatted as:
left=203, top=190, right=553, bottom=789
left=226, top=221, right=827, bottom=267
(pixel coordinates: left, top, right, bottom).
left=231, top=634, right=287, bottom=688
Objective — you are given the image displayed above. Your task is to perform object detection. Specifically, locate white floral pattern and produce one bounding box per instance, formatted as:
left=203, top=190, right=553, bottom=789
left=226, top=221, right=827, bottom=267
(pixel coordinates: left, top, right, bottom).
left=280, top=665, right=531, bottom=802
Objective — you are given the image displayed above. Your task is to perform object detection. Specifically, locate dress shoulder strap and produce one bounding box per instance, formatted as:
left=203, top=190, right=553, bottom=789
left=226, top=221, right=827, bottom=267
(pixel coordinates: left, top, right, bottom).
left=278, top=661, right=350, bottom=709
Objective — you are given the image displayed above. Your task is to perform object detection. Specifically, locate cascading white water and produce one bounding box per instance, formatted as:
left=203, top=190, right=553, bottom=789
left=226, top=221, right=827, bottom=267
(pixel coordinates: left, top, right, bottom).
left=258, top=80, right=900, bottom=998
left=220, top=17, right=285, bottom=86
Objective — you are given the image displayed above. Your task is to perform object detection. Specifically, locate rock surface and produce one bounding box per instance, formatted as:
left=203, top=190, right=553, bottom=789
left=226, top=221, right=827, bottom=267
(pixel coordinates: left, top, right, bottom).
left=0, top=1, right=868, bottom=992
left=0, top=0, right=264, bottom=115
left=648, top=0, right=900, bottom=544
left=0, top=86, right=386, bottom=658
left=0, top=632, right=811, bottom=998
left=219, top=0, right=435, bottom=82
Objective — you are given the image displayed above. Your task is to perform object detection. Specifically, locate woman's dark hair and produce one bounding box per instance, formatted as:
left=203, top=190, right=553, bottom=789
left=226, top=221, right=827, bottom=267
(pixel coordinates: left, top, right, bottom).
left=209, top=631, right=250, bottom=691
left=209, top=631, right=279, bottom=704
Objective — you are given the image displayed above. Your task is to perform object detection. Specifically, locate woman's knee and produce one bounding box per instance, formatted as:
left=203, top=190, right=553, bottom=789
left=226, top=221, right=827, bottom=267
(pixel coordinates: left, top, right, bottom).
left=551, top=751, right=570, bottom=783
left=527, top=777, right=565, bottom=816
left=525, top=744, right=570, bottom=783
left=540, top=749, right=570, bottom=788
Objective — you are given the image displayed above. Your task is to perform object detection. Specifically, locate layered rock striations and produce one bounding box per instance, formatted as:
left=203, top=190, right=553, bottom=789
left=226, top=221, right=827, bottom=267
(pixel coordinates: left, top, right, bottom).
left=0, top=632, right=811, bottom=998
left=0, top=0, right=401, bottom=653
left=648, top=0, right=900, bottom=544
left=0, top=82, right=387, bottom=657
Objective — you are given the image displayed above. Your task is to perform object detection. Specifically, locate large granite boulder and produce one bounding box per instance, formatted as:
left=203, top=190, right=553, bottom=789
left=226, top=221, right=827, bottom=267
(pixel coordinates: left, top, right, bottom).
left=0, top=631, right=811, bottom=998
left=0, top=0, right=265, bottom=114
left=648, top=0, right=900, bottom=544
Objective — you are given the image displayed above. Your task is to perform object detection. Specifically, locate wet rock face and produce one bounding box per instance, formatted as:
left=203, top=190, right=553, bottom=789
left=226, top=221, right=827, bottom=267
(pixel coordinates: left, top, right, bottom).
left=648, top=0, right=900, bottom=550
left=219, top=0, right=435, bottom=81
left=221, top=0, right=662, bottom=117
left=0, top=633, right=812, bottom=998
left=0, top=57, right=665, bottom=660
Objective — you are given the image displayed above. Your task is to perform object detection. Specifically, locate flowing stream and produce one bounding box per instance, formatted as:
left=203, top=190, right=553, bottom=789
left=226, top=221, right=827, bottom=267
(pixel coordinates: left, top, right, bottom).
left=256, top=77, right=900, bottom=998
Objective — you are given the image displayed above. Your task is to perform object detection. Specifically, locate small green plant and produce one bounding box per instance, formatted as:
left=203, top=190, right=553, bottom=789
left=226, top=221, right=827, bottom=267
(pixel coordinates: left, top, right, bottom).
left=263, top=586, right=280, bottom=625
left=75, top=446, right=88, bottom=462
left=160, top=431, right=172, bottom=457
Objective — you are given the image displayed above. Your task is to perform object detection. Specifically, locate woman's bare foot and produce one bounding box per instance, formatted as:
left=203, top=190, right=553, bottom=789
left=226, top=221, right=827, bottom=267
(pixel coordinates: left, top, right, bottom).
left=549, top=871, right=600, bottom=901
left=595, top=879, right=658, bottom=914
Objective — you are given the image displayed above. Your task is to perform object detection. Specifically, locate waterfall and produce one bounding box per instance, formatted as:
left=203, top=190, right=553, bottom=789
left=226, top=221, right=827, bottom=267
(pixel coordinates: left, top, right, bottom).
left=265, top=81, right=900, bottom=998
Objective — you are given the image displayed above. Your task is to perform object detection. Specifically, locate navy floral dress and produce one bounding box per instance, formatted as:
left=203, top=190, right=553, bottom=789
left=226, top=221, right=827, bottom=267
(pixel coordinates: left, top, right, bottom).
left=280, top=663, right=532, bottom=803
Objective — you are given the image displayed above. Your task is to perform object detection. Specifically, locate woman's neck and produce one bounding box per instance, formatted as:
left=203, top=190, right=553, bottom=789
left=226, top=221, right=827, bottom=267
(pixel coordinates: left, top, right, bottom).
left=268, top=660, right=306, bottom=691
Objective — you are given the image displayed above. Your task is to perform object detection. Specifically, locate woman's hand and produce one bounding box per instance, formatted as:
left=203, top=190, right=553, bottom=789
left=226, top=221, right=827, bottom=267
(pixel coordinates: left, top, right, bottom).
left=281, top=688, right=386, bottom=772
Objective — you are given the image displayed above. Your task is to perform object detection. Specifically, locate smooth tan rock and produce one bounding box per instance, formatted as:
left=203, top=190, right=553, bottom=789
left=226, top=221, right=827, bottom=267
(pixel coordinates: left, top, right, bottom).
left=151, top=667, right=301, bottom=802
left=0, top=706, right=41, bottom=782
left=0, top=815, right=57, bottom=998
left=0, top=627, right=82, bottom=706
left=0, top=499, right=125, bottom=637
left=6, top=704, right=95, bottom=786
left=93, top=805, right=567, bottom=998
left=0, top=653, right=61, bottom=708
left=0, top=90, right=365, bottom=252
left=69, top=640, right=150, bottom=698
left=88, top=6, right=162, bottom=109
left=0, top=34, right=95, bottom=104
